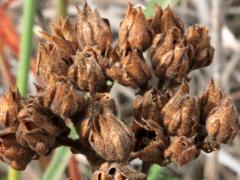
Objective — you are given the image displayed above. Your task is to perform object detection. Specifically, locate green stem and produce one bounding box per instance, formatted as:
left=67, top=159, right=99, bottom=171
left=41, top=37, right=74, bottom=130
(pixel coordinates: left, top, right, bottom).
left=8, top=1, right=37, bottom=180
left=57, top=0, right=67, bottom=17
left=16, top=0, right=37, bottom=96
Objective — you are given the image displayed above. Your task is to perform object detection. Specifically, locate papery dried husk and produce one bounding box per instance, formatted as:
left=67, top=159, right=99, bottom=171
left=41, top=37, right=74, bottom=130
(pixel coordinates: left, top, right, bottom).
left=92, top=162, right=146, bottom=180
left=36, top=79, right=86, bottom=118
left=106, top=49, right=151, bottom=89
left=68, top=48, right=107, bottom=93
left=118, top=3, right=153, bottom=51
left=16, top=100, right=69, bottom=156
left=164, top=136, right=200, bottom=166
left=0, top=88, right=21, bottom=128
left=132, top=89, right=170, bottom=124
left=186, top=25, right=214, bottom=70
left=0, top=128, right=35, bottom=170
left=132, top=119, right=169, bottom=165
left=162, top=82, right=199, bottom=137
left=151, top=28, right=190, bottom=83
left=76, top=2, right=112, bottom=53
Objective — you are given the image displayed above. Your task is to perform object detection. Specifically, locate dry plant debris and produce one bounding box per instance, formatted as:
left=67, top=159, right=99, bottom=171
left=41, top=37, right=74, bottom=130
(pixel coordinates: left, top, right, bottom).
left=0, top=2, right=238, bottom=179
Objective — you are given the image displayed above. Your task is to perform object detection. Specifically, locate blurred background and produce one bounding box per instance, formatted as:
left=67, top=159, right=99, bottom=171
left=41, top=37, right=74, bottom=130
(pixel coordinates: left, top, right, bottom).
left=0, top=0, right=240, bottom=179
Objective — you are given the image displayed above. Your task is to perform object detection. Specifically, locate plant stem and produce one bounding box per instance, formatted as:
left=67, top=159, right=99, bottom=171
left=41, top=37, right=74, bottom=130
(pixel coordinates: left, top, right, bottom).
left=16, top=0, right=37, bottom=96
left=8, top=1, right=37, bottom=180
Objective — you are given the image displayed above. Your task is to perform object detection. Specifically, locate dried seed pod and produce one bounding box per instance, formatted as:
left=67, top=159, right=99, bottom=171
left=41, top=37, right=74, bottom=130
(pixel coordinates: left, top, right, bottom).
left=199, top=79, right=225, bottom=120
left=132, top=119, right=169, bottom=164
left=151, top=28, right=190, bottom=82
left=16, top=100, right=70, bottom=156
left=0, top=128, right=35, bottom=170
left=204, top=99, right=239, bottom=150
left=93, top=162, right=146, bottom=180
left=118, top=3, right=153, bottom=51
left=164, top=136, right=200, bottom=166
left=36, top=79, right=86, bottom=118
left=89, top=93, right=135, bottom=161
left=68, top=48, right=107, bottom=93
left=186, top=25, right=214, bottom=70
left=51, top=17, right=78, bottom=45
left=0, top=88, right=21, bottom=128
left=132, top=89, right=169, bottom=124
left=106, top=49, right=151, bottom=88
left=76, top=2, right=112, bottom=53
left=162, top=82, right=199, bottom=137
left=37, top=43, right=68, bottom=81
left=148, top=6, right=163, bottom=35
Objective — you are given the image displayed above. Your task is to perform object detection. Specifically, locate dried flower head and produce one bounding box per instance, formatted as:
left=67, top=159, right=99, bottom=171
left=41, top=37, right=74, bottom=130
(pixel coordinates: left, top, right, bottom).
left=93, top=162, right=146, bottom=180
left=76, top=2, right=112, bottom=53
left=0, top=128, right=35, bottom=170
left=164, top=136, right=200, bottom=166
left=16, top=99, right=69, bottom=156
left=106, top=49, right=151, bottom=88
left=88, top=93, right=135, bottom=162
left=132, top=119, right=169, bottom=165
left=0, top=88, right=21, bottom=128
left=162, top=82, right=199, bottom=137
left=118, top=3, right=153, bottom=51
left=151, top=28, right=190, bottom=83
left=186, top=25, right=214, bottom=70
left=68, top=48, right=107, bottom=93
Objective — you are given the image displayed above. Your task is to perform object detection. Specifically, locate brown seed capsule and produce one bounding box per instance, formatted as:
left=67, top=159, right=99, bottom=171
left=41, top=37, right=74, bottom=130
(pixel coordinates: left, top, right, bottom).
left=37, top=43, right=68, bottom=82
left=118, top=3, right=153, bottom=51
left=88, top=93, right=135, bottom=161
left=199, top=79, right=225, bottom=120
left=151, top=28, right=190, bottom=82
left=106, top=49, right=151, bottom=88
left=0, top=128, right=35, bottom=170
left=0, top=88, right=21, bottom=128
left=186, top=25, right=214, bottom=70
left=92, top=162, right=146, bottom=180
left=164, top=136, right=200, bottom=166
left=68, top=48, right=107, bottom=93
left=204, top=99, right=239, bottom=150
left=162, top=82, right=199, bottom=137
left=132, top=89, right=169, bottom=124
left=148, top=6, right=163, bottom=35
left=132, top=119, right=169, bottom=164
left=76, top=2, right=112, bottom=53
left=16, top=100, right=70, bottom=156
left=36, top=79, right=86, bottom=118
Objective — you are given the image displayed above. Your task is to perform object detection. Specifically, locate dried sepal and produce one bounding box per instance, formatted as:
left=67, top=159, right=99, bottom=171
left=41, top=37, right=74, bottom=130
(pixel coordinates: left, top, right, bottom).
left=37, top=43, right=68, bottom=81
left=76, top=2, right=112, bottom=53
left=36, top=79, right=86, bottom=118
left=162, top=82, right=199, bottom=137
left=151, top=28, right=190, bottom=83
left=68, top=48, right=107, bottom=93
left=132, top=119, right=169, bottom=165
left=186, top=25, right=214, bottom=70
left=0, top=128, right=35, bottom=170
left=16, top=100, right=70, bottom=156
left=132, top=89, right=169, bottom=124
left=118, top=3, right=153, bottom=51
left=164, top=136, right=200, bottom=166
left=148, top=6, right=163, bottom=35
left=0, top=88, right=21, bottom=128
left=88, top=93, right=135, bottom=161
left=106, top=49, right=151, bottom=88
left=93, top=162, right=146, bottom=180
